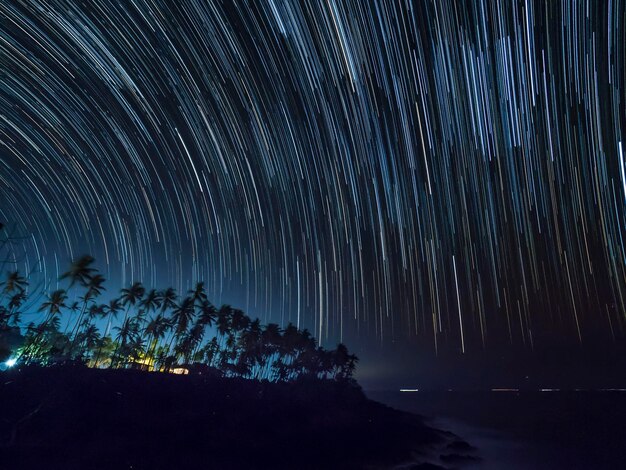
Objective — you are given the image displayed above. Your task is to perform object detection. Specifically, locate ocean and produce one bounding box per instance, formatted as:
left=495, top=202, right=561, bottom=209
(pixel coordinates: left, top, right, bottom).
left=367, top=390, right=626, bottom=469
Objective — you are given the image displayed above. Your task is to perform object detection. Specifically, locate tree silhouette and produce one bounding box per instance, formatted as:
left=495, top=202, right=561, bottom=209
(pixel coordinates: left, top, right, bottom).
left=1, top=271, right=28, bottom=299
left=69, top=273, right=106, bottom=352
left=20, top=289, right=67, bottom=362
left=60, top=255, right=96, bottom=288
left=3, top=256, right=358, bottom=381
left=140, top=289, right=161, bottom=315
left=143, top=314, right=170, bottom=370
left=120, top=282, right=145, bottom=318
left=112, top=317, right=138, bottom=367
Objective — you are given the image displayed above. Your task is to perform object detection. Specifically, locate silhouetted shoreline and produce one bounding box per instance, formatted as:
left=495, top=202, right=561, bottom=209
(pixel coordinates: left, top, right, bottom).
left=372, top=390, right=626, bottom=469
left=0, top=366, right=469, bottom=469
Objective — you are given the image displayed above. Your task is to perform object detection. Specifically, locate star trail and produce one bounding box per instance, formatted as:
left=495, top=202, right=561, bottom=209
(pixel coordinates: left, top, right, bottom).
left=1, top=0, right=625, bottom=354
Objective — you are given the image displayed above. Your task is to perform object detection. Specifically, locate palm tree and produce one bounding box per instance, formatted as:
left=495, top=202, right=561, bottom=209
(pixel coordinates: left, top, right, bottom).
left=1, top=270, right=28, bottom=299
left=86, top=273, right=106, bottom=297
left=143, top=314, right=170, bottom=369
left=215, top=304, right=233, bottom=351
left=272, top=325, right=316, bottom=380
left=103, top=298, right=122, bottom=336
left=197, top=300, right=217, bottom=327
left=93, top=298, right=122, bottom=363
left=159, top=287, right=178, bottom=313
left=125, top=336, right=146, bottom=366
left=69, top=273, right=106, bottom=345
left=112, top=317, right=138, bottom=368
left=192, top=300, right=217, bottom=361
left=167, top=297, right=195, bottom=360
left=278, top=323, right=300, bottom=378
left=87, top=303, right=105, bottom=321
left=8, top=290, right=26, bottom=316
left=60, top=255, right=95, bottom=288
left=219, top=343, right=237, bottom=374
left=173, top=333, right=193, bottom=364
left=185, top=322, right=206, bottom=363
left=22, top=289, right=67, bottom=362
left=260, top=323, right=282, bottom=379
left=236, top=318, right=262, bottom=378
left=0, top=306, right=10, bottom=328
left=92, top=336, right=115, bottom=367
left=1, top=274, right=27, bottom=328
left=24, top=316, right=64, bottom=363
left=63, top=301, right=80, bottom=334
left=206, top=337, right=220, bottom=367
left=230, top=309, right=251, bottom=336
left=77, top=323, right=101, bottom=360
left=5, top=251, right=360, bottom=379
left=188, top=282, right=208, bottom=304
left=120, top=282, right=145, bottom=308
left=38, top=289, right=68, bottom=325
left=345, top=352, right=359, bottom=379
left=140, top=289, right=161, bottom=315
left=171, top=297, right=195, bottom=334
left=119, top=281, right=145, bottom=325
left=292, top=346, right=323, bottom=378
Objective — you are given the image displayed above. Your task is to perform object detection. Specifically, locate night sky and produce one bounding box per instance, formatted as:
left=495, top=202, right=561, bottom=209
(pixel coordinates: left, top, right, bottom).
left=1, top=1, right=625, bottom=387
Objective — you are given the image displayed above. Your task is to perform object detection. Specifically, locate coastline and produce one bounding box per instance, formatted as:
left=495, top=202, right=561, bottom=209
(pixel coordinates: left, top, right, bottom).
left=370, top=389, right=626, bottom=469
left=0, top=365, right=470, bottom=469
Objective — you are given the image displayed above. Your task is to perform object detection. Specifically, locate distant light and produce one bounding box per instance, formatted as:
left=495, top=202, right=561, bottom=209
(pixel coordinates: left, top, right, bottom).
left=399, top=389, right=419, bottom=392
left=5, top=358, right=17, bottom=368
left=491, top=388, right=519, bottom=392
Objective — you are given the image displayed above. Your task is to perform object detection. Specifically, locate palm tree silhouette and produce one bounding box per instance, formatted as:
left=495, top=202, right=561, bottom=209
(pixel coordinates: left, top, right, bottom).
left=140, top=289, right=161, bottom=316
left=215, top=304, right=233, bottom=352
left=260, top=323, right=282, bottom=379
left=103, top=298, right=122, bottom=335
left=238, top=317, right=261, bottom=377
left=63, top=301, right=80, bottom=334
left=77, top=323, right=101, bottom=361
left=93, top=299, right=121, bottom=367
left=168, top=297, right=195, bottom=357
left=92, top=336, right=115, bottom=367
left=4, top=253, right=361, bottom=380
left=127, top=336, right=146, bottom=365
left=7, top=290, right=26, bottom=321
left=21, top=289, right=67, bottom=362
left=1, top=270, right=28, bottom=300
left=69, top=273, right=106, bottom=348
left=113, top=317, right=138, bottom=368
left=159, top=287, right=178, bottom=313
left=143, top=314, right=170, bottom=370
left=188, top=282, right=208, bottom=304
left=202, top=337, right=220, bottom=367
left=119, top=282, right=145, bottom=327
left=38, top=290, right=68, bottom=327
left=172, top=297, right=195, bottom=332
left=197, top=300, right=217, bottom=331
left=60, top=255, right=96, bottom=288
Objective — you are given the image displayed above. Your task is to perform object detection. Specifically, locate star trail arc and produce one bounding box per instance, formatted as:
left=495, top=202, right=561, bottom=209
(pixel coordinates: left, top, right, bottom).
left=1, top=0, right=625, bottom=352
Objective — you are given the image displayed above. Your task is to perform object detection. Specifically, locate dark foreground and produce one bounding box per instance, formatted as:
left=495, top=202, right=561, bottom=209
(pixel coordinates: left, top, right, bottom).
left=371, top=390, right=626, bottom=469
left=0, top=367, right=465, bottom=469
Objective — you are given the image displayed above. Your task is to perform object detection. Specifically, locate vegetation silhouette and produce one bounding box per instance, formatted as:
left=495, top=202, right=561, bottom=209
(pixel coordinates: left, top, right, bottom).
left=1, top=255, right=359, bottom=382
left=0, top=231, right=459, bottom=470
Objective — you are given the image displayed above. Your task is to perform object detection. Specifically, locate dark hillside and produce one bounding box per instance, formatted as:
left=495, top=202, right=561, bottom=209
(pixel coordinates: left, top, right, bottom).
left=0, top=366, right=450, bottom=470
